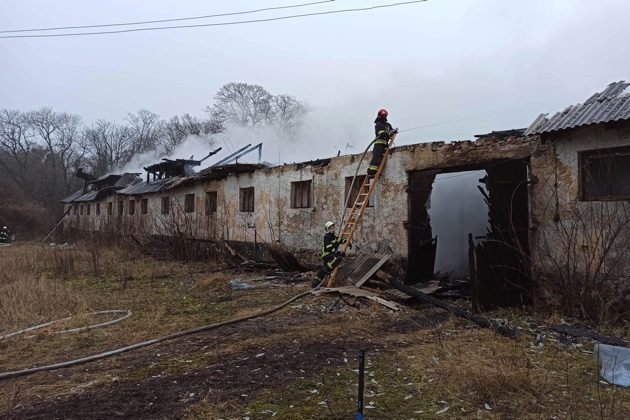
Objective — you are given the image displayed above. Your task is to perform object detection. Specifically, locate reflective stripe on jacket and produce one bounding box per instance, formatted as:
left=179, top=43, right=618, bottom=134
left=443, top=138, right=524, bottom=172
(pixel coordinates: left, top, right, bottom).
left=374, top=117, right=393, bottom=145
left=321, top=232, right=344, bottom=258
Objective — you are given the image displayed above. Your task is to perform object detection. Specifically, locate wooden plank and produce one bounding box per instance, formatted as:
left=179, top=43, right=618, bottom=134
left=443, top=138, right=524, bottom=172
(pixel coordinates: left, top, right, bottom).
left=364, top=295, right=403, bottom=311
left=354, top=254, right=390, bottom=287
left=314, top=286, right=402, bottom=311
left=413, top=280, right=441, bottom=294
left=334, top=253, right=391, bottom=287
left=390, top=280, right=518, bottom=338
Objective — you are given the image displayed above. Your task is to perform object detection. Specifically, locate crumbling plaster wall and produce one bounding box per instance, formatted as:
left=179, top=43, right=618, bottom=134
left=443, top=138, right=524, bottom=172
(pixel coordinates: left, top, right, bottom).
left=529, top=122, right=630, bottom=289
left=529, top=123, right=630, bottom=234
left=64, top=197, right=113, bottom=234
left=63, top=137, right=531, bottom=262
left=215, top=137, right=531, bottom=258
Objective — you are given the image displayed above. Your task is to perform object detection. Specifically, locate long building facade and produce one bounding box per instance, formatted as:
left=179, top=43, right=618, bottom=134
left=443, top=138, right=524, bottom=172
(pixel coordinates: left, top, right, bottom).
left=63, top=82, right=630, bottom=312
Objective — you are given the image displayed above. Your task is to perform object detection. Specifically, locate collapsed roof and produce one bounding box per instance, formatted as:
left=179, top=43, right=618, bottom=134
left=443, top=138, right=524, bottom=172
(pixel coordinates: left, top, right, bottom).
left=61, top=173, right=142, bottom=203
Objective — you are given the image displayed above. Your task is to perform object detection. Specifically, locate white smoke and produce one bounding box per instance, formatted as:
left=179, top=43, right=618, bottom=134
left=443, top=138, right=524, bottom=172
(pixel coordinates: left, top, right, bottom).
left=117, top=102, right=439, bottom=176
left=429, top=170, right=489, bottom=275
left=117, top=135, right=217, bottom=175
left=207, top=106, right=372, bottom=166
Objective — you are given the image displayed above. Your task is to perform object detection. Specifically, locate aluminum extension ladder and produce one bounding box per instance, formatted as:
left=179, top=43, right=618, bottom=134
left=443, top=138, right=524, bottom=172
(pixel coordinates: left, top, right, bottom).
left=326, top=132, right=398, bottom=287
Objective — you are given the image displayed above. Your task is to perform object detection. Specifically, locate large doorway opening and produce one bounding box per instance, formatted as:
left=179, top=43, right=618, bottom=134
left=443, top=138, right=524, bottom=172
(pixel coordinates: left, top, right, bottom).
left=406, top=159, right=532, bottom=310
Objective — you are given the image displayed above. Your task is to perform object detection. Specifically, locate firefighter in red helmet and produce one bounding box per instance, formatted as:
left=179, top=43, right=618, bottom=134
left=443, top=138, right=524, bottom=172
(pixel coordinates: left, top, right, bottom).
left=367, top=108, right=397, bottom=177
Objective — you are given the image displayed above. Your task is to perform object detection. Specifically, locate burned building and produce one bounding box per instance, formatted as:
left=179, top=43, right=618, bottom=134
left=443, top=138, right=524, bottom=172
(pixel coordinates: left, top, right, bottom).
left=525, top=81, right=630, bottom=317
left=62, top=81, right=630, bottom=313
left=61, top=172, right=142, bottom=226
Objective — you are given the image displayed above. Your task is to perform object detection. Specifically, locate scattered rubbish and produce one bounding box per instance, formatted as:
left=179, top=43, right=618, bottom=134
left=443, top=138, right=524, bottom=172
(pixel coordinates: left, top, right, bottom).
left=390, top=280, right=517, bottom=337
left=435, top=405, right=450, bottom=414
left=484, top=402, right=492, bottom=410
left=228, top=276, right=284, bottom=290
left=553, top=324, right=629, bottom=347
left=595, top=343, right=630, bottom=387
left=229, top=280, right=254, bottom=290
left=48, top=242, right=72, bottom=249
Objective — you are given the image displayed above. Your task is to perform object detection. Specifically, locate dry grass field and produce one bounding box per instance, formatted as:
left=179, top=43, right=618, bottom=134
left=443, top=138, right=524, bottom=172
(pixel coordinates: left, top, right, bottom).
left=0, top=242, right=629, bottom=419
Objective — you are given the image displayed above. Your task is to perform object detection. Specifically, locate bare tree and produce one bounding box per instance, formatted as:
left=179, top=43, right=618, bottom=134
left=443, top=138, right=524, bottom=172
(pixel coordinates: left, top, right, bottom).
left=55, top=113, right=86, bottom=193
left=207, top=82, right=274, bottom=127
left=125, top=109, right=166, bottom=154
left=84, top=120, right=135, bottom=175
left=163, top=113, right=223, bottom=153
left=534, top=198, right=630, bottom=324
left=272, top=94, right=308, bottom=141
left=27, top=108, right=62, bottom=172
left=0, top=109, right=36, bottom=190
left=27, top=108, right=86, bottom=194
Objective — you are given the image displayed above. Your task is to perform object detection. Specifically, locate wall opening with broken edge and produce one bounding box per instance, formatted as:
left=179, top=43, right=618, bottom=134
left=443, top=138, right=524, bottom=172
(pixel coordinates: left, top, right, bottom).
left=406, top=158, right=532, bottom=311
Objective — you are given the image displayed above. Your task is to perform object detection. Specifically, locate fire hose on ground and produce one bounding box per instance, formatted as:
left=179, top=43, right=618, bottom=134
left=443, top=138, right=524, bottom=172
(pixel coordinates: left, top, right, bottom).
left=0, top=291, right=313, bottom=381
left=0, top=310, right=132, bottom=341
left=0, top=285, right=522, bottom=382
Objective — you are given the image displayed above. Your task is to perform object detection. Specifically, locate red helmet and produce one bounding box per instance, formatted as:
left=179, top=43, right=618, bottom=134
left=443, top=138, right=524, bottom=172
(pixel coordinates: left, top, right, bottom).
left=377, top=108, right=388, bottom=118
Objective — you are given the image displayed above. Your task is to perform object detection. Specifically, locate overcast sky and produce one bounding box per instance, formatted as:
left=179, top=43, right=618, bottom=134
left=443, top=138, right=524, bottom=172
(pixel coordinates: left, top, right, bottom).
left=2, top=0, right=630, bottom=161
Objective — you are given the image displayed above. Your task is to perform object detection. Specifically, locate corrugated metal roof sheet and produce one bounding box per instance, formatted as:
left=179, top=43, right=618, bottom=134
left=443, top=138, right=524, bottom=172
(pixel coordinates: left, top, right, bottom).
left=525, top=81, right=630, bottom=135
left=61, top=173, right=142, bottom=202
left=114, top=173, right=142, bottom=188
left=72, top=191, right=100, bottom=202
left=60, top=189, right=108, bottom=203
left=61, top=189, right=85, bottom=203
left=116, top=177, right=178, bottom=195
left=196, top=163, right=268, bottom=177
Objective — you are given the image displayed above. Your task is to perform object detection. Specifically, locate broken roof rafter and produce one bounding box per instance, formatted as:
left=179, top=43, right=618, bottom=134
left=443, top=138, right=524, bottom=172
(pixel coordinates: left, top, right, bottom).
left=143, top=147, right=222, bottom=175
left=211, top=143, right=262, bottom=167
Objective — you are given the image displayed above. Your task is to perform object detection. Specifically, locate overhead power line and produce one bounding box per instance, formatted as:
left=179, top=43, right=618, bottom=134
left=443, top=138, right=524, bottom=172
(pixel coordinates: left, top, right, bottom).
left=0, top=0, right=428, bottom=39
left=0, top=0, right=335, bottom=34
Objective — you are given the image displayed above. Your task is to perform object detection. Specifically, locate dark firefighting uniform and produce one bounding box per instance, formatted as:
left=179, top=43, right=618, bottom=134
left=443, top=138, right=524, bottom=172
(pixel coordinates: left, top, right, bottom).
left=316, top=232, right=347, bottom=280
left=367, top=117, right=394, bottom=176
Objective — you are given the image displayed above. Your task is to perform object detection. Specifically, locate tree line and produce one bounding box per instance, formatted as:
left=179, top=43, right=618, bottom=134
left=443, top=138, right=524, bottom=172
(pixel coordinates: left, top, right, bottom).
left=0, top=82, right=307, bottom=232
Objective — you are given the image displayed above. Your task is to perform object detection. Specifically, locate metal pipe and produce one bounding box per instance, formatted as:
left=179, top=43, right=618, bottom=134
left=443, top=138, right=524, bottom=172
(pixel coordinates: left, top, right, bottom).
left=199, top=147, right=223, bottom=163
left=222, top=143, right=263, bottom=165
left=211, top=144, right=252, bottom=167
left=357, top=349, right=365, bottom=420
left=41, top=205, right=73, bottom=244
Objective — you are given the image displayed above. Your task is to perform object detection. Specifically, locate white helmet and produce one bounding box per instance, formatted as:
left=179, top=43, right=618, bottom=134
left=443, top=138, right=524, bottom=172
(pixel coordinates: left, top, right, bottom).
left=324, top=221, right=335, bottom=232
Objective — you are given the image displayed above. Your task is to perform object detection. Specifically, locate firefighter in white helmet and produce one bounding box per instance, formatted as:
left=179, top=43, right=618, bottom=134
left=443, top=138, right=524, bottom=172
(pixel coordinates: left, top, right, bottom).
left=313, top=221, right=351, bottom=287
